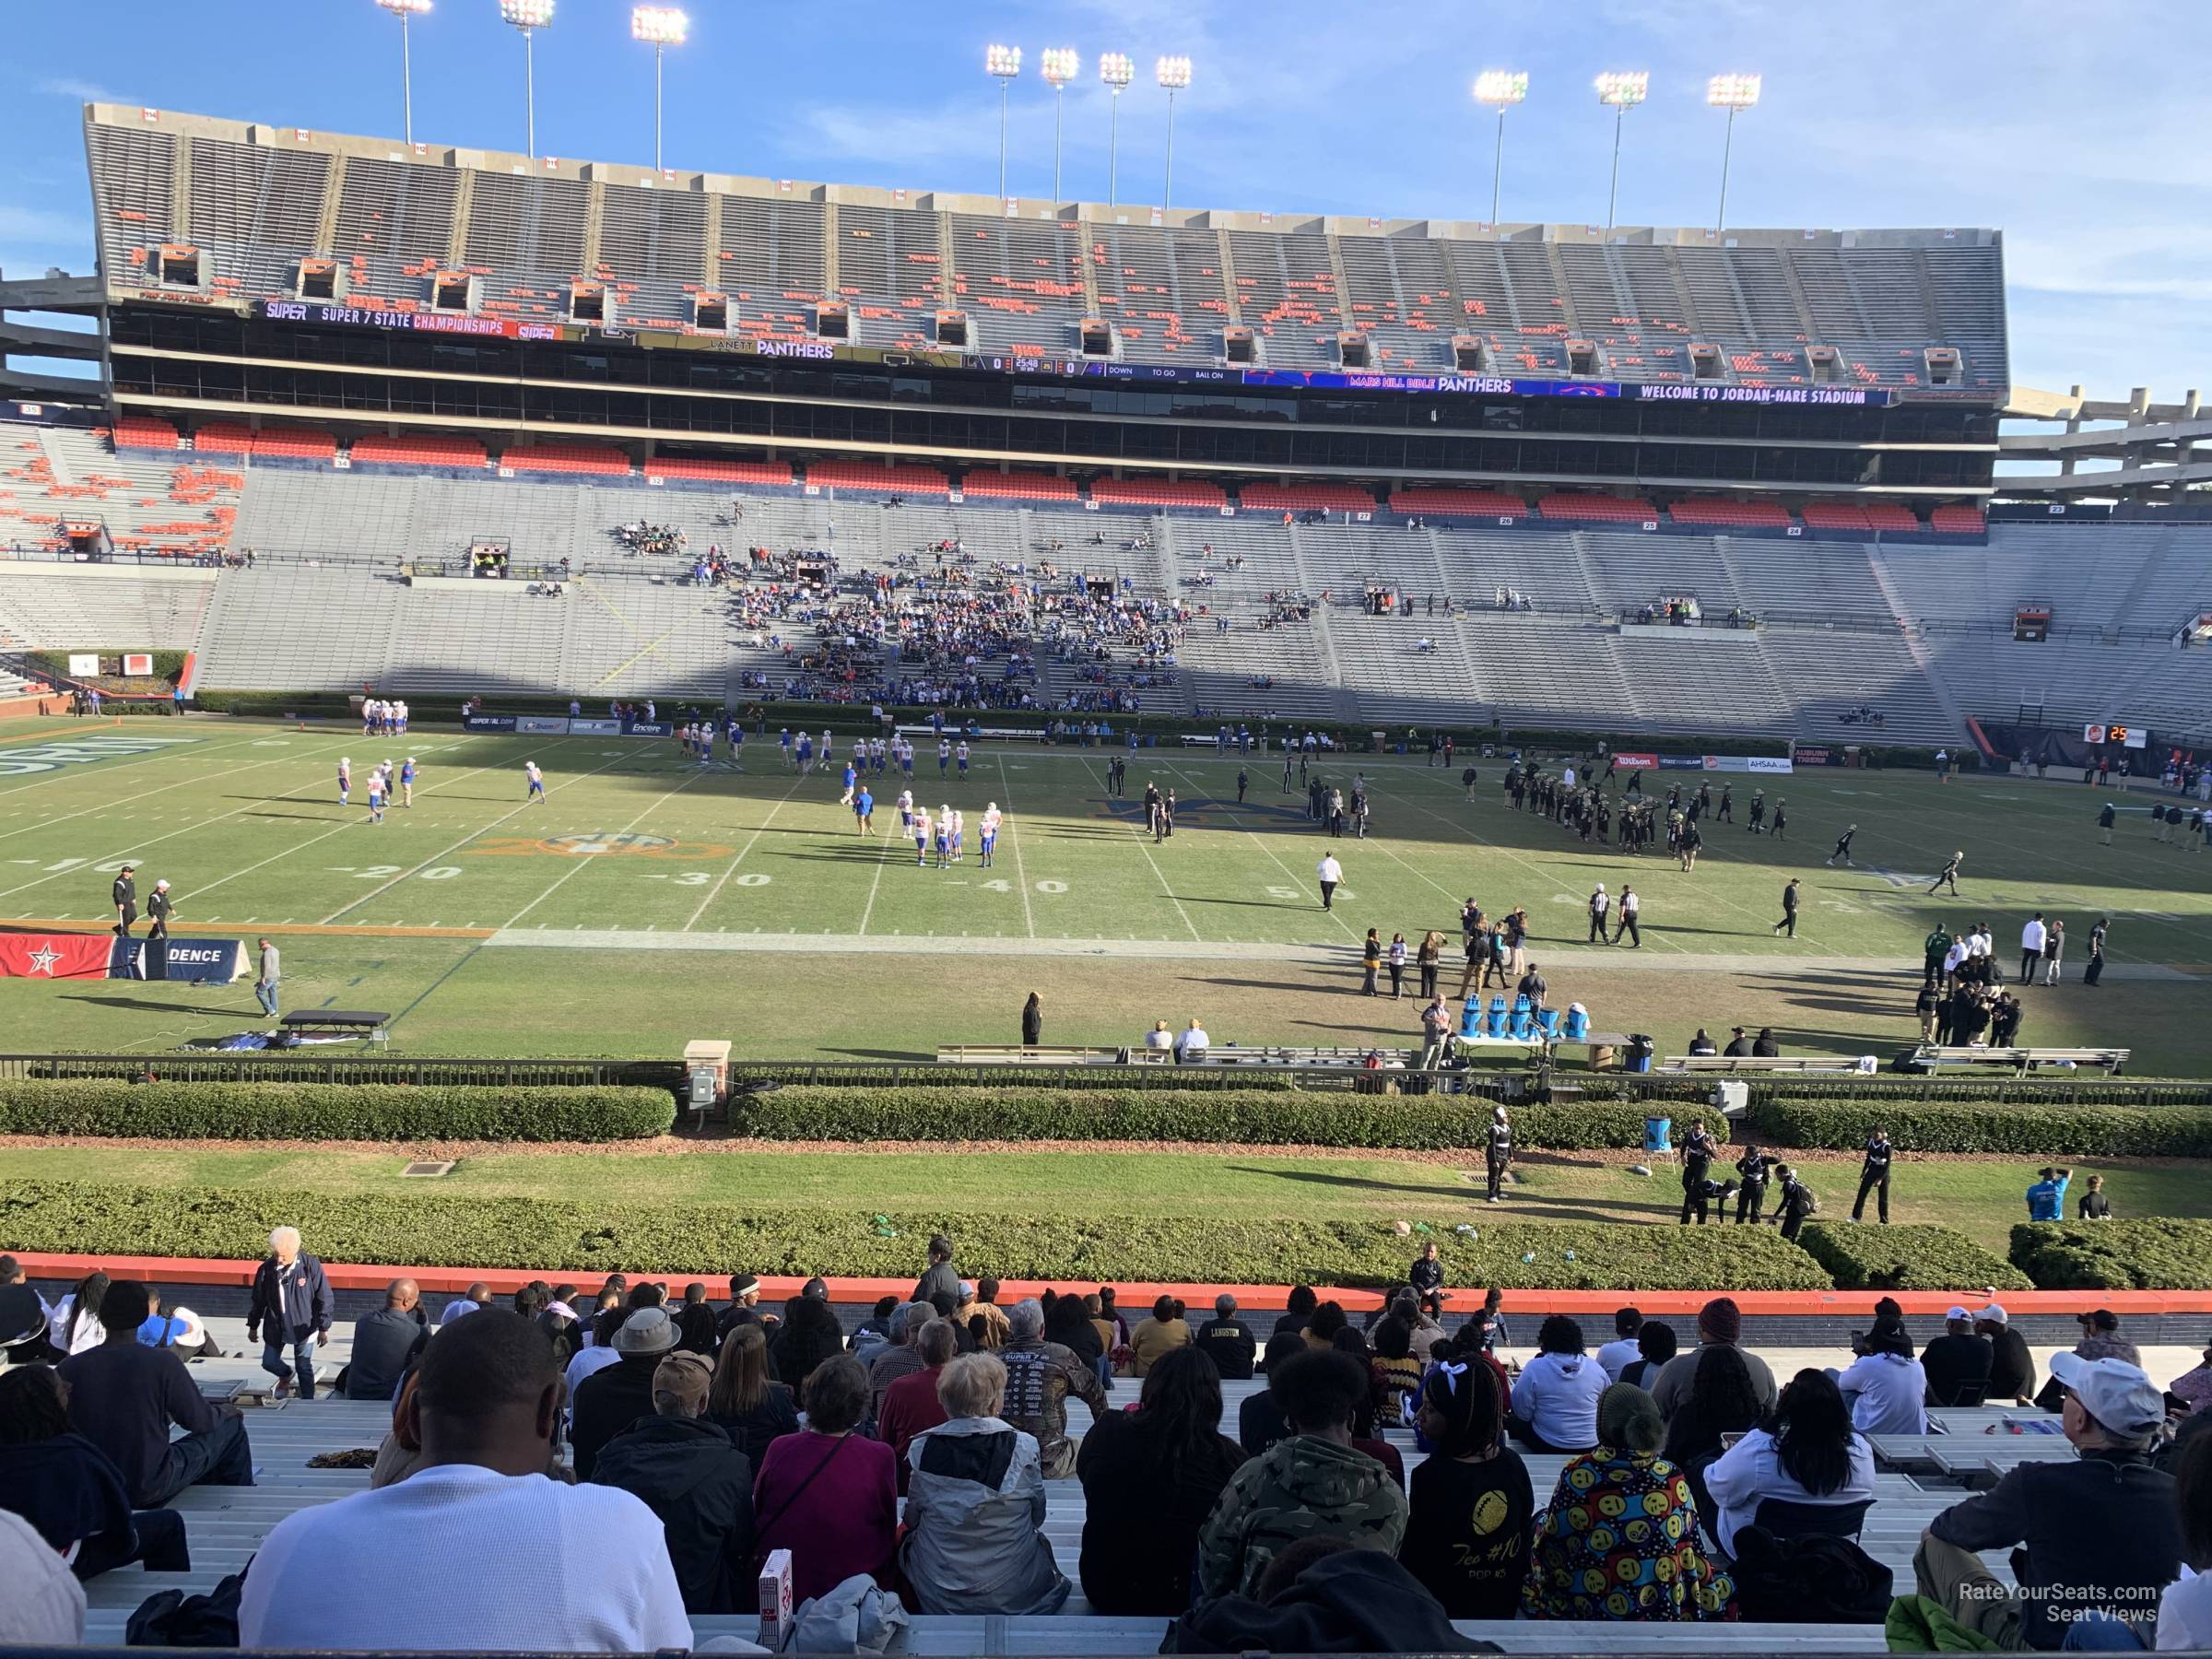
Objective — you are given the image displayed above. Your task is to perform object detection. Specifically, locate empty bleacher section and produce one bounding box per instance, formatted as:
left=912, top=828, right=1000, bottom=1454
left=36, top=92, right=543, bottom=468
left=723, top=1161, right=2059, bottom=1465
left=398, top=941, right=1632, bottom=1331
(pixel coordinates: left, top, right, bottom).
left=1, top=426, right=241, bottom=560
left=0, top=561, right=217, bottom=653
left=87, top=108, right=2006, bottom=397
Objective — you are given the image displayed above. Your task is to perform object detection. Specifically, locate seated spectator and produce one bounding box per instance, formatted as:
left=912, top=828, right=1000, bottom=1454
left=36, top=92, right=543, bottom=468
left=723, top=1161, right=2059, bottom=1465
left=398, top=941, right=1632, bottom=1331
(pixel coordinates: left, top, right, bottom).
left=537, top=1283, right=582, bottom=1362
left=901, top=1352, right=1070, bottom=1615
left=673, top=1284, right=718, bottom=1356
left=1167, top=1538, right=1477, bottom=1653
left=876, top=1319, right=957, bottom=1490
left=768, top=1292, right=847, bottom=1403
left=240, top=1309, right=691, bottom=1651
left=1273, top=1286, right=1319, bottom=1340
left=968, top=1277, right=1011, bottom=1351
left=752, top=1355, right=898, bottom=1608
left=1303, top=1300, right=1350, bottom=1353
left=1652, top=1297, right=1776, bottom=1418
left=1922, top=1306, right=1996, bottom=1407
left=0, top=1364, right=189, bottom=1579
left=1702, top=1369, right=1877, bottom=1556
left=1618, top=1320, right=1677, bottom=1391
left=1837, top=1322, right=1928, bottom=1435
left=1914, top=1354, right=2182, bottom=1650
left=1369, top=1315, right=1424, bottom=1429
left=866, top=1301, right=936, bottom=1420
left=1468, top=1286, right=1511, bottom=1351
left=1241, top=1331, right=1304, bottom=1457
left=1129, top=1295, right=1191, bottom=1377
left=1596, top=1307, right=1645, bottom=1381
left=1397, top=1349, right=1532, bottom=1618
left=1042, top=1289, right=1105, bottom=1382
left=704, top=1323, right=799, bottom=1468
left=571, top=1306, right=678, bottom=1482
left=1077, top=1347, right=1248, bottom=1614
left=50, top=1271, right=110, bottom=1359
left=1524, top=1383, right=1734, bottom=1620
left=998, top=1298, right=1107, bottom=1478
left=2170, top=1344, right=2212, bottom=1417
left=847, top=1295, right=900, bottom=1360
left=2159, top=1432, right=2212, bottom=1649
left=1197, top=1348, right=1410, bottom=1600
left=440, top=1282, right=491, bottom=1328
left=1507, top=1315, right=1607, bottom=1453
left=57, top=1280, right=252, bottom=1508
left=1661, top=1343, right=1765, bottom=1512
left=1196, top=1293, right=1256, bottom=1380
left=135, top=1288, right=219, bottom=1359
left=1981, top=1305, right=2038, bottom=1407
left=592, top=1352, right=755, bottom=1615
left=2072, top=1308, right=2143, bottom=1368
left=565, top=1306, right=627, bottom=1401
left=345, top=1279, right=429, bottom=1403
left=713, top=1273, right=764, bottom=1342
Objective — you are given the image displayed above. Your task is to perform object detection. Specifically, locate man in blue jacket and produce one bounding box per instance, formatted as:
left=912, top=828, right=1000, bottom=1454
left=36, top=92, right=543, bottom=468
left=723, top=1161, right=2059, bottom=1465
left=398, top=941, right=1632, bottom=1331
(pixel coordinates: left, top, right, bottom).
left=2025, top=1166, right=2073, bottom=1222
left=247, top=1226, right=333, bottom=1400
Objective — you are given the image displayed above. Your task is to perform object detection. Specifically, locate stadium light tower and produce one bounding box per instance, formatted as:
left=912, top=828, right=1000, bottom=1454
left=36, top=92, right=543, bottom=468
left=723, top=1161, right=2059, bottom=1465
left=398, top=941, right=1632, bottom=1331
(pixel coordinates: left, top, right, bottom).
left=985, top=45, right=1022, bottom=200
left=631, top=6, right=688, bottom=173
left=1041, top=48, right=1078, bottom=203
left=375, top=0, right=432, bottom=148
left=1157, top=55, right=1193, bottom=210
left=1707, top=73, right=1762, bottom=232
left=499, top=0, right=555, bottom=160
left=1472, top=70, right=1527, bottom=227
left=1100, top=53, right=1135, bottom=209
left=1593, top=71, right=1649, bottom=229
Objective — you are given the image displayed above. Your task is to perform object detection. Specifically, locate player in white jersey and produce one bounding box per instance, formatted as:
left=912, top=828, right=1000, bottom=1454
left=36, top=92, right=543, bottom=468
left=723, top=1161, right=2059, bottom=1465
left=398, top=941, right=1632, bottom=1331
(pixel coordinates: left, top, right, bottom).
left=524, top=759, right=545, bottom=802
left=337, top=757, right=351, bottom=806
left=935, top=805, right=953, bottom=868
left=956, top=740, right=971, bottom=779
left=897, top=789, right=914, bottom=831
left=871, top=736, right=887, bottom=773
left=937, top=737, right=951, bottom=776
left=819, top=731, right=833, bottom=768
left=980, top=803, right=1003, bottom=867
left=364, top=766, right=385, bottom=823
left=394, top=700, right=408, bottom=734
left=912, top=808, right=933, bottom=866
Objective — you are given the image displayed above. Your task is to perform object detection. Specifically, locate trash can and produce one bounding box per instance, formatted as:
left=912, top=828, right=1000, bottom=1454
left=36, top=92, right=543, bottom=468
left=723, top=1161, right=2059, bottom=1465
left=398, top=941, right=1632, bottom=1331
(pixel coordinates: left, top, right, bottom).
left=1371, top=730, right=1387, bottom=753
left=1625, top=1033, right=1655, bottom=1073
left=1642, top=1115, right=1673, bottom=1154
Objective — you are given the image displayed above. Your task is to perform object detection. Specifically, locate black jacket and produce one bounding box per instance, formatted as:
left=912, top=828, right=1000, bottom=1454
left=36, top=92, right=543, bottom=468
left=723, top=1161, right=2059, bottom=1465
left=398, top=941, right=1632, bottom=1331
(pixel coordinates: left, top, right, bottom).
left=1238, top=1387, right=1291, bottom=1458
left=590, top=1415, right=757, bottom=1615
left=0, top=1431, right=134, bottom=1554
left=1195, top=1316, right=1256, bottom=1381
left=1920, top=1332, right=1994, bottom=1407
left=1163, top=1547, right=1486, bottom=1653
left=708, top=1382, right=801, bottom=1468
left=1928, top=1450, right=2182, bottom=1650
left=569, top=1355, right=660, bottom=1482
left=344, top=1306, right=428, bottom=1402
left=246, top=1253, right=331, bottom=1344
left=1077, top=1410, right=1248, bottom=1615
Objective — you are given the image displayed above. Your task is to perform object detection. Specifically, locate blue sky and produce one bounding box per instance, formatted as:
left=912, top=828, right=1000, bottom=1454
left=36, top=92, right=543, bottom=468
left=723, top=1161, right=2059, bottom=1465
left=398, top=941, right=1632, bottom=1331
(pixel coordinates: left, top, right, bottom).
left=6, top=0, right=2207, bottom=400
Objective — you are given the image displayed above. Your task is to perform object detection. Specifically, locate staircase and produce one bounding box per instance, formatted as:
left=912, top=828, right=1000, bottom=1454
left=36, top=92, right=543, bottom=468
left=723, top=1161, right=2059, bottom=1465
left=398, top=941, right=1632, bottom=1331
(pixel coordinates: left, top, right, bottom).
left=1865, top=542, right=1968, bottom=738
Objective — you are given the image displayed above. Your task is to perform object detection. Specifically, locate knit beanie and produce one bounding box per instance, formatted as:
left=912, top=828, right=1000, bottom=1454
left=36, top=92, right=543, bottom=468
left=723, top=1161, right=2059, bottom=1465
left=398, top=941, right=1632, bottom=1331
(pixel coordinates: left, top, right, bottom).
left=1698, top=1296, right=1742, bottom=1345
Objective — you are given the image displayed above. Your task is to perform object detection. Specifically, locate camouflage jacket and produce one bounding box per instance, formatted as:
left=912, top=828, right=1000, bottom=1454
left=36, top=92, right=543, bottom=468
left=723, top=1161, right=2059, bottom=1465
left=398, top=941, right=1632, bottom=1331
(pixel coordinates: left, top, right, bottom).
left=1196, top=1433, right=1409, bottom=1600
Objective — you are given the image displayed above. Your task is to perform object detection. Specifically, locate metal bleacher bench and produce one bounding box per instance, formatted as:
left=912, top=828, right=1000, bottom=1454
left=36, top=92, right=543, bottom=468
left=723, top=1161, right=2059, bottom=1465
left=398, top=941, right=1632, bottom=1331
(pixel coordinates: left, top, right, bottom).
left=276, top=1009, right=391, bottom=1045
left=1660, top=1053, right=1877, bottom=1075
left=935, top=1043, right=1411, bottom=1071
left=1910, top=1043, right=2130, bottom=1075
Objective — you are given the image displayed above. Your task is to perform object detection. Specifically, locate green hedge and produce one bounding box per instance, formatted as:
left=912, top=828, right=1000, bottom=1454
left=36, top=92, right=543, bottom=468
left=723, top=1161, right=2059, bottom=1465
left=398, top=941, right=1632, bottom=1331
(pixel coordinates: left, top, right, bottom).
left=2011, top=1220, right=2212, bottom=1291
left=1796, top=1223, right=2031, bottom=1292
left=736, top=1087, right=1713, bottom=1151
left=1746, top=1100, right=2212, bottom=1158
left=0, top=1180, right=1831, bottom=1289
left=0, top=1080, right=673, bottom=1143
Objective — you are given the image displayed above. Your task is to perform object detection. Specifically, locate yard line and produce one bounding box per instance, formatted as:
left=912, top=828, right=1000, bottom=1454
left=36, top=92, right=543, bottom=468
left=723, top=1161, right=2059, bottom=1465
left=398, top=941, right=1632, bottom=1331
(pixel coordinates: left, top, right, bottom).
left=187, top=754, right=512, bottom=902
left=0, top=735, right=364, bottom=905
left=1155, top=759, right=1360, bottom=943
left=853, top=793, right=912, bottom=940
left=0, top=727, right=275, bottom=804
left=318, top=741, right=618, bottom=924
left=994, top=755, right=1038, bottom=939
left=0, top=740, right=324, bottom=847
left=682, top=775, right=809, bottom=930
left=1077, top=758, right=1203, bottom=942
left=502, top=765, right=713, bottom=930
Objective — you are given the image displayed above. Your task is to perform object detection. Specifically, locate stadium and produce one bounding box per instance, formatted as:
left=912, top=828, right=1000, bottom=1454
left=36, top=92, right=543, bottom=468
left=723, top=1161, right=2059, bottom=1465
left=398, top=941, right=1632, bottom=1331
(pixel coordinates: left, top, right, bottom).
left=1, top=11, right=2211, bottom=1653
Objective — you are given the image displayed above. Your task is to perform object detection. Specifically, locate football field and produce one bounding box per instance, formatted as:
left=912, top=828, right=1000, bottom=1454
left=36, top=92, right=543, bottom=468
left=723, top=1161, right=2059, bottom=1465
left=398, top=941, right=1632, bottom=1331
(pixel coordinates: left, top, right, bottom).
left=1, top=714, right=2206, bottom=1067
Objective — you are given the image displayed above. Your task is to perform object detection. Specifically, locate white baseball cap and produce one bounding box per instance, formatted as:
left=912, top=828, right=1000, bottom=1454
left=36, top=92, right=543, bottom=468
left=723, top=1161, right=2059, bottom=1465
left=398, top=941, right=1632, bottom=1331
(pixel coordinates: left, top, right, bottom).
left=2049, top=1352, right=2165, bottom=1438
left=1980, top=1304, right=2009, bottom=1324
left=1945, top=1306, right=1972, bottom=1322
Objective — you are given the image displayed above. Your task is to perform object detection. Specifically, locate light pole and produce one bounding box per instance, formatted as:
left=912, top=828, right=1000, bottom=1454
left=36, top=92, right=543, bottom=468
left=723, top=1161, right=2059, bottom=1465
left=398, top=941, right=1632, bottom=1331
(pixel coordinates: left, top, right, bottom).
left=631, top=7, right=688, bottom=172
left=1593, top=71, right=1649, bottom=229
left=1100, top=53, right=1134, bottom=209
left=1040, top=48, right=1077, bottom=203
left=985, top=45, right=1022, bottom=200
left=1157, top=55, right=1192, bottom=210
left=1706, top=73, right=1762, bottom=232
left=375, top=0, right=431, bottom=147
left=499, top=0, right=555, bottom=160
left=1472, top=70, right=1527, bottom=227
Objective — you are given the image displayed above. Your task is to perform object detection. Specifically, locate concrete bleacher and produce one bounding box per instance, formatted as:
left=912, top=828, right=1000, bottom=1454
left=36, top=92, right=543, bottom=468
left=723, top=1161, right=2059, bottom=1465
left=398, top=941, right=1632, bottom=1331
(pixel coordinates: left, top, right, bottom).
left=74, top=1314, right=2021, bottom=1650
left=0, top=560, right=218, bottom=653
left=1, top=424, right=241, bottom=562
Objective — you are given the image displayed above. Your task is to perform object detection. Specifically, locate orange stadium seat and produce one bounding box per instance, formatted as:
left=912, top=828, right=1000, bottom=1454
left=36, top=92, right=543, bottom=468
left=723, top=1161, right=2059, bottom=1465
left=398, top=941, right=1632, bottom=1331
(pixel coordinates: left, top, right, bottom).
left=1667, top=498, right=1794, bottom=530
left=1240, top=483, right=1377, bottom=513
left=1088, top=477, right=1228, bottom=509
left=959, top=471, right=1079, bottom=501
left=250, top=428, right=339, bottom=461
left=1862, top=503, right=1923, bottom=533
left=112, top=417, right=181, bottom=451
left=1800, top=503, right=1874, bottom=532
left=350, top=434, right=490, bottom=467
left=189, top=424, right=255, bottom=456
left=1929, top=505, right=1986, bottom=535
left=1537, top=492, right=1657, bottom=524
left=643, top=457, right=794, bottom=486
left=502, top=443, right=631, bottom=477
left=806, top=460, right=952, bottom=496
left=1386, top=488, right=1528, bottom=515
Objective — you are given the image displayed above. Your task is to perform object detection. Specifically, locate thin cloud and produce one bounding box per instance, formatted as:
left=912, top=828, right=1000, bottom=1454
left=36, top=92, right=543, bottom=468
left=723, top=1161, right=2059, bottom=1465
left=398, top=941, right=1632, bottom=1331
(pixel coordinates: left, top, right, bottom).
left=37, top=77, right=130, bottom=104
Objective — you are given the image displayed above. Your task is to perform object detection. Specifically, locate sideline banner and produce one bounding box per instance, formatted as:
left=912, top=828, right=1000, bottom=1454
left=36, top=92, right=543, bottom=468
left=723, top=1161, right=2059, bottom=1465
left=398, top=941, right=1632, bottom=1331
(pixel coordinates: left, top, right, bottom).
left=462, top=714, right=518, bottom=733
left=0, top=935, right=248, bottom=982
left=0, top=935, right=113, bottom=979
left=622, top=721, right=673, bottom=737
left=1611, top=751, right=1659, bottom=771
left=144, top=937, right=246, bottom=983
left=516, top=715, right=570, bottom=735
left=568, top=717, right=621, bottom=735
left=1794, top=747, right=1835, bottom=766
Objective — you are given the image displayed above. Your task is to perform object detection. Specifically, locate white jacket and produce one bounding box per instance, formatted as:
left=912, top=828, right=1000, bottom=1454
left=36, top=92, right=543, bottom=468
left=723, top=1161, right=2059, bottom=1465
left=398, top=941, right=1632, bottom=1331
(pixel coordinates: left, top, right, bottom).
left=1701, top=1425, right=1878, bottom=1556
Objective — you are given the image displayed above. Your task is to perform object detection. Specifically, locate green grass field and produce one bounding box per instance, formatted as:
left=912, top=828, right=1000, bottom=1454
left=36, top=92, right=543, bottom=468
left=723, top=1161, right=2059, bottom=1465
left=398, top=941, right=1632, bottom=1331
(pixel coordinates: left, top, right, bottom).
left=1, top=714, right=2206, bottom=1066
left=0, top=1141, right=2203, bottom=1256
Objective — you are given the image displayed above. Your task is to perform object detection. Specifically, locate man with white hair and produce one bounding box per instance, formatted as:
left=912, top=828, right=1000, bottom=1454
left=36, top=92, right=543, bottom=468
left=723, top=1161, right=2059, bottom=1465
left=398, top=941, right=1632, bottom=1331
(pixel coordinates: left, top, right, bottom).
left=996, top=1297, right=1107, bottom=1477
left=246, top=1226, right=332, bottom=1400
left=1196, top=1293, right=1256, bottom=1380
left=1914, top=1353, right=2183, bottom=1649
